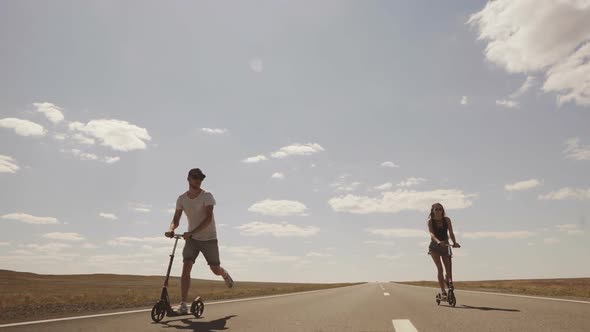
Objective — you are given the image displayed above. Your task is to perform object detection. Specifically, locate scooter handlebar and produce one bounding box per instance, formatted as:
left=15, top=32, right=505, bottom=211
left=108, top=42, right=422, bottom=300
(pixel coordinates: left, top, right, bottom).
left=164, top=232, right=184, bottom=239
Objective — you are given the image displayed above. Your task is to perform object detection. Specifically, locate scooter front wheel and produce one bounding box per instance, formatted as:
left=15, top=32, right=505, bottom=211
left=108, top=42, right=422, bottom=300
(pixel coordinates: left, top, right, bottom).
left=191, top=297, right=205, bottom=318
left=448, top=292, right=457, bottom=307
left=151, top=300, right=166, bottom=322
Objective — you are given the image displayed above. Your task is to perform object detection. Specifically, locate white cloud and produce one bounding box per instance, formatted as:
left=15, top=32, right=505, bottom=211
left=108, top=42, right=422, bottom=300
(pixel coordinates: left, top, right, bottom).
left=538, top=187, right=590, bottom=200
left=306, top=252, right=333, bottom=257
left=271, top=172, right=285, bottom=179
left=237, top=221, right=319, bottom=237
left=504, top=179, right=542, bottom=192
left=104, top=156, right=120, bottom=164
left=364, top=240, right=396, bottom=246
left=99, top=213, right=118, bottom=220
left=544, top=238, right=560, bottom=244
left=376, top=253, right=403, bottom=260
left=564, top=138, right=590, bottom=161
left=71, top=133, right=96, bottom=145
left=460, top=96, right=468, bottom=105
left=510, top=76, right=537, bottom=98
left=462, top=231, right=535, bottom=239
left=0, top=242, right=9, bottom=246
left=82, top=243, right=98, bottom=249
left=0, top=118, right=46, bottom=137
left=1, top=213, right=59, bottom=224
left=0, top=155, right=20, bottom=173
left=21, top=243, right=72, bottom=252
left=54, top=133, right=66, bottom=140
left=329, top=189, right=476, bottom=214
left=334, top=181, right=362, bottom=193
left=68, top=119, right=151, bottom=151
left=242, top=155, right=268, bottom=163
left=42, top=232, right=85, bottom=241
left=33, top=102, right=65, bottom=124
left=367, top=228, right=429, bottom=239
left=271, top=143, right=325, bottom=158
left=129, top=203, right=151, bottom=213
left=544, top=42, right=590, bottom=105
left=250, top=58, right=264, bottom=73
left=107, top=236, right=170, bottom=247
left=61, top=149, right=113, bottom=163
left=469, top=0, right=590, bottom=106
left=79, top=152, right=98, bottom=160
left=556, top=223, right=585, bottom=235
left=496, top=99, right=519, bottom=108
left=201, top=128, right=228, bottom=135
left=374, top=182, right=393, bottom=191
left=381, top=161, right=399, bottom=168
left=224, top=246, right=299, bottom=262
left=248, top=199, right=308, bottom=216
left=416, top=240, right=431, bottom=247
left=397, top=177, right=426, bottom=187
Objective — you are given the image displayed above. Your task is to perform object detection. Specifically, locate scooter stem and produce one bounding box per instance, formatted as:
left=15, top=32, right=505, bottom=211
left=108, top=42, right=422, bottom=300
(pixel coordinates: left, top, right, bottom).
left=163, top=237, right=181, bottom=287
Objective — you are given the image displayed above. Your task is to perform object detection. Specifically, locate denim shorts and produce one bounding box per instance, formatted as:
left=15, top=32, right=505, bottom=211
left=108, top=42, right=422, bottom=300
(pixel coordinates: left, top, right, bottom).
left=428, top=240, right=450, bottom=256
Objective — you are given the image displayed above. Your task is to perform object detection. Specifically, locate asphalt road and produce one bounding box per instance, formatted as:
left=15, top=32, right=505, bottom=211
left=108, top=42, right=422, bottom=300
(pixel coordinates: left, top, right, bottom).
left=1, top=283, right=589, bottom=332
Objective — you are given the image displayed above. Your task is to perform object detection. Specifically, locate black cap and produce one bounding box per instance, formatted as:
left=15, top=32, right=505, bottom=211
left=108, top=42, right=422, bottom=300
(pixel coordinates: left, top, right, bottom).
left=188, top=168, right=206, bottom=180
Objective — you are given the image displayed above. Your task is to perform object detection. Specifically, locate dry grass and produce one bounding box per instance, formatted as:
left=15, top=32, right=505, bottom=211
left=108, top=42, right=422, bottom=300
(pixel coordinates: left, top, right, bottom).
left=397, top=278, right=590, bottom=300
left=0, top=270, right=362, bottom=324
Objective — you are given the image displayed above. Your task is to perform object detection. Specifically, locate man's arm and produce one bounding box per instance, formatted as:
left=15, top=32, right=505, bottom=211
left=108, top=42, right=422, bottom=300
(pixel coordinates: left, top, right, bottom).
left=165, top=209, right=183, bottom=237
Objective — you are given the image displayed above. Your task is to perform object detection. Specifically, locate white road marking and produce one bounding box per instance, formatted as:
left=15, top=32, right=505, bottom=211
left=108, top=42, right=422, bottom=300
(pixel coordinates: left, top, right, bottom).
left=0, top=285, right=360, bottom=328
left=384, top=292, right=390, bottom=296
left=394, top=283, right=590, bottom=304
left=392, top=319, right=419, bottom=332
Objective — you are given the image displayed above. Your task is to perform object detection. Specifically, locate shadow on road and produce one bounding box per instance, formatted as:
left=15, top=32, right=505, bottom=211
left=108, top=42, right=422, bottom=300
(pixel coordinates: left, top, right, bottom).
left=157, top=315, right=237, bottom=331
left=455, top=304, right=520, bottom=312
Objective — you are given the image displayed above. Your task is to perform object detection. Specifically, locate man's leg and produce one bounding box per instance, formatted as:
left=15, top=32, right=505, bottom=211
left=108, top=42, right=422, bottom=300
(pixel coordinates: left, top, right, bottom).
left=181, top=238, right=199, bottom=305
left=202, top=239, right=233, bottom=288
left=181, top=261, right=193, bottom=302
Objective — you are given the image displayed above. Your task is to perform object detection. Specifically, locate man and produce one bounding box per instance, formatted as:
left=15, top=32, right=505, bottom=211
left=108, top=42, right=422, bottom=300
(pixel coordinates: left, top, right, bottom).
left=165, top=168, right=233, bottom=314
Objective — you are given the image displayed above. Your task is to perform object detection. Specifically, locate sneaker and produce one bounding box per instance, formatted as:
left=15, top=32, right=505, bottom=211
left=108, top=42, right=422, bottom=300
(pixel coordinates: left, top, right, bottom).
left=223, top=271, right=234, bottom=288
left=176, top=302, right=188, bottom=314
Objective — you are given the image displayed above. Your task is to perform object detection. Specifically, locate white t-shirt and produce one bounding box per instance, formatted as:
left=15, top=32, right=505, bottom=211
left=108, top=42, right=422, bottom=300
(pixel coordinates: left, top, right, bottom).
left=176, top=190, right=217, bottom=241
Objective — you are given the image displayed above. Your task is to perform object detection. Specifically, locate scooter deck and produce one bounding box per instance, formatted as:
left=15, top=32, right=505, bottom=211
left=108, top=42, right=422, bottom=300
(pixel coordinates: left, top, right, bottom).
left=167, top=310, right=197, bottom=317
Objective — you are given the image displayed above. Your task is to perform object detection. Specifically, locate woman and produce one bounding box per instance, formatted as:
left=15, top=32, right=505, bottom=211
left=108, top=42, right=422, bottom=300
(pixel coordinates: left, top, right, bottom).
left=428, top=202, right=460, bottom=298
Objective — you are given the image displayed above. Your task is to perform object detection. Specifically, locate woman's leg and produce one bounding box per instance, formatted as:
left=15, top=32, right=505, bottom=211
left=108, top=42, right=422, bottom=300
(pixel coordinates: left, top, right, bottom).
left=441, top=255, right=452, bottom=286
left=430, top=252, right=445, bottom=293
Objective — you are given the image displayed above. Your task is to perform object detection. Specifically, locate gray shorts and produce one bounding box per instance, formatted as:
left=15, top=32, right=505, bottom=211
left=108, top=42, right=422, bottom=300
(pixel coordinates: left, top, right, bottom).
left=182, top=238, right=220, bottom=266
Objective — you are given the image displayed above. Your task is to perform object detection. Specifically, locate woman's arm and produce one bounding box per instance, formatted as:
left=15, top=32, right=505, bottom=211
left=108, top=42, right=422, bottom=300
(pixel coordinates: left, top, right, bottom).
left=428, top=220, right=440, bottom=244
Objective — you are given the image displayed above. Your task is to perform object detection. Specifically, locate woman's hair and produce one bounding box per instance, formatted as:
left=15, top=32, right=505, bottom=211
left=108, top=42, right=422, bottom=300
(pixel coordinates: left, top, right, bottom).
left=428, top=202, right=446, bottom=220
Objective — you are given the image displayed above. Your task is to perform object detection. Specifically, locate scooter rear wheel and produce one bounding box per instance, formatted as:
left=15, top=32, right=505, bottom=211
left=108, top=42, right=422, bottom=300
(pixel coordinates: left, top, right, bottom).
left=151, top=300, right=166, bottom=322
left=191, top=298, right=205, bottom=318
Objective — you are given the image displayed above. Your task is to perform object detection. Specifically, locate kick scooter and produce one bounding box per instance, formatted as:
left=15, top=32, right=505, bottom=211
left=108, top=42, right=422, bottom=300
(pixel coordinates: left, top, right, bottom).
left=151, top=234, right=204, bottom=322
left=436, top=242, right=460, bottom=307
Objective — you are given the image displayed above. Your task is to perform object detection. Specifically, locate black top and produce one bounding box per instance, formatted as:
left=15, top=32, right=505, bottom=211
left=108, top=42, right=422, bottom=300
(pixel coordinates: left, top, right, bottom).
left=431, top=217, right=448, bottom=241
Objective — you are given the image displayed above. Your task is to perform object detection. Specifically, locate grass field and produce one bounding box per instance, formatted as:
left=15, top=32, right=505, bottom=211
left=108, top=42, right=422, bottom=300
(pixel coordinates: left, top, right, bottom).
left=0, top=270, right=362, bottom=324
left=396, top=278, right=590, bottom=300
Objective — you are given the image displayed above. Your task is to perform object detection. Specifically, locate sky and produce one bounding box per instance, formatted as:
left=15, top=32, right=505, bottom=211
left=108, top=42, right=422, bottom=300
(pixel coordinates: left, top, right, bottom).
left=1, top=0, right=589, bottom=283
